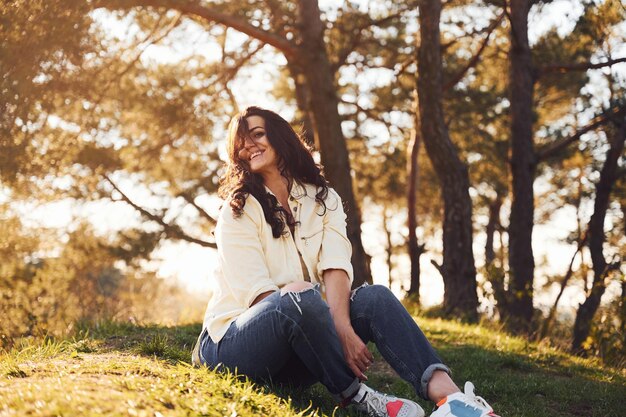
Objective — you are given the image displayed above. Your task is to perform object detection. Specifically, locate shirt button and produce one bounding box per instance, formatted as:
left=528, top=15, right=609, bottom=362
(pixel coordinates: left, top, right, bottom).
left=293, top=206, right=298, bottom=212
left=289, top=196, right=295, bottom=201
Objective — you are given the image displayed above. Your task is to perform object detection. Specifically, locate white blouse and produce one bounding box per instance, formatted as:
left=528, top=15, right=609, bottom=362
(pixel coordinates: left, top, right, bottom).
left=202, top=181, right=354, bottom=342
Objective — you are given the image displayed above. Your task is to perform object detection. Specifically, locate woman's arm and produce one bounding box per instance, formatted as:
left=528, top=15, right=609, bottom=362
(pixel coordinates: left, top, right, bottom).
left=216, top=202, right=279, bottom=307
left=324, top=268, right=373, bottom=381
left=316, top=189, right=354, bottom=282
left=324, top=269, right=352, bottom=330
left=317, top=189, right=371, bottom=379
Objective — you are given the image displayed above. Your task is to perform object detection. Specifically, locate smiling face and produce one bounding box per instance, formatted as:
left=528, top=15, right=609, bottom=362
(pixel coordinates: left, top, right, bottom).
left=237, top=115, right=280, bottom=177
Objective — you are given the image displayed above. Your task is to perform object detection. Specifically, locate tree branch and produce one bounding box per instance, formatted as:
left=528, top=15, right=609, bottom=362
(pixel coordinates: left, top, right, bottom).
left=339, top=97, right=397, bottom=135
left=538, top=232, right=588, bottom=340
left=538, top=57, right=626, bottom=76
left=394, top=56, right=416, bottom=78
left=441, top=8, right=502, bottom=53
left=332, top=10, right=408, bottom=71
left=113, top=13, right=183, bottom=81
left=103, top=174, right=217, bottom=248
left=430, top=259, right=444, bottom=278
left=215, top=39, right=266, bottom=86
left=537, top=106, right=626, bottom=161
left=443, top=13, right=505, bottom=92
left=94, top=0, right=298, bottom=57
left=141, top=38, right=262, bottom=157
left=89, top=12, right=166, bottom=80
left=180, top=190, right=217, bottom=225
left=82, top=12, right=182, bottom=109
left=340, top=97, right=380, bottom=120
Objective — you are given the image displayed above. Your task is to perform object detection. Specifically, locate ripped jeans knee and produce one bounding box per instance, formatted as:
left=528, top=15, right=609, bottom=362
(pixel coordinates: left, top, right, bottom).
left=280, top=282, right=321, bottom=315
left=350, top=282, right=369, bottom=301
left=280, top=281, right=316, bottom=295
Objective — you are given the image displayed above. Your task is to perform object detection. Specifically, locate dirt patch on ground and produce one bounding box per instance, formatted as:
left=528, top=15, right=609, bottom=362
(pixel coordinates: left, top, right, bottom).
left=368, top=358, right=398, bottom=379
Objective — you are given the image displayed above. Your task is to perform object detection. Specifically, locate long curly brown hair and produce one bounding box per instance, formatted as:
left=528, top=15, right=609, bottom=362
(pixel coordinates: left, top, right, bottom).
left=218, top=106, right=329, bottom=238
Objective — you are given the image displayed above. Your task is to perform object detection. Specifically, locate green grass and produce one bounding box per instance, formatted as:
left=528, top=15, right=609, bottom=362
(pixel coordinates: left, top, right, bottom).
left=0, top=317, right=624, bottom=416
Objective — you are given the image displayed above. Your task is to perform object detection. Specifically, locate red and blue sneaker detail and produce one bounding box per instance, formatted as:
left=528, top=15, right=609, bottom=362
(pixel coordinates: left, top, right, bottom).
left=430, top=382, right=500, bottom=417
left=351, top=383, right=425, bottom=417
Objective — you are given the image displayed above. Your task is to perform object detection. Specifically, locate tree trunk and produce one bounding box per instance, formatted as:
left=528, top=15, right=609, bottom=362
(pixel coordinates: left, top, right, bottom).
left=484, top=192, right=508, bottom=315
left=507, top=0, right=536, bottom=331
left=622, top=205, right=626, bottom=339
left=619, top=277, right=626, bottom=338
left=383, top=208, right=393, bottom=288
left=286, top=62, right=316, bottom=146
left=417, top=0, right=478, bottom=319
left=572, top=119, right=625, bottom=353
left=407, top=98, right=424, bottom=301
left=296, top=0, right=371, bottom=287
left=485, top=193, right=503, bottom=266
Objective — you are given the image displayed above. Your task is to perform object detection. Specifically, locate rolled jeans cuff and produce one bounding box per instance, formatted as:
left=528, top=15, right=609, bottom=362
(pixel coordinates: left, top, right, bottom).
left=421, top=363, right=451, bottom=400
left=333, top=377, right=361, bottom=403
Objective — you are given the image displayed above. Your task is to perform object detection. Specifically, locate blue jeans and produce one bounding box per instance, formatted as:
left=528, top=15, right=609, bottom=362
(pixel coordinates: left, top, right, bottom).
left=199, top=284, right=450, bottom=401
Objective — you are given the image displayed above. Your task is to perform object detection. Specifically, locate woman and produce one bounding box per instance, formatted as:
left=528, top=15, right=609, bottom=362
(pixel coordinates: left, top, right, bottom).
left=193, top=106, right=499, bottom=417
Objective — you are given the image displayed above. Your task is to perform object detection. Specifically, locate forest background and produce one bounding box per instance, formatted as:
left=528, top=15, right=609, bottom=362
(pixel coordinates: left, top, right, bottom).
left=1, top=0, right=625, bottom=366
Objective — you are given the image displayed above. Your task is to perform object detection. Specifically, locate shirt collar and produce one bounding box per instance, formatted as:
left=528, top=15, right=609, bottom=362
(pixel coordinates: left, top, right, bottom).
left=290, top=181, right=307, bottom=201
left=263, top=180, right=307, bottom=202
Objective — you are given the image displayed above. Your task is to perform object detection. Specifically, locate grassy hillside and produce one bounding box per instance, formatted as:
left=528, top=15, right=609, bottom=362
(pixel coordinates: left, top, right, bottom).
left=0, top=318, right=624, bottom=417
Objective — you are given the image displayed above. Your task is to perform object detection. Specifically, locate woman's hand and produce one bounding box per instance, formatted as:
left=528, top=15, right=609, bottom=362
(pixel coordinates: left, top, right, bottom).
left=322, top=269, right=372, bottom=380
left=336, top=324, right=374, bottom=381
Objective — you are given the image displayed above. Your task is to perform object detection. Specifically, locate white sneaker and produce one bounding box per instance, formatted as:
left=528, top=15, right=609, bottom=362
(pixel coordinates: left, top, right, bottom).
left=430, top=382, right=500, bottom=417
left=351, top=383, right=425, bottom=417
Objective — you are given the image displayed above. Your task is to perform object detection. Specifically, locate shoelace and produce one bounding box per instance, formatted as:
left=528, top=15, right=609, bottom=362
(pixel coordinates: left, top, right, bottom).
left=463, top=383, right=493, bottom=413
left=472, top=394, right=492, bottom=410
left=359, top=391, right=394, bottom=417
left=464, top=392, right=493, bottom=414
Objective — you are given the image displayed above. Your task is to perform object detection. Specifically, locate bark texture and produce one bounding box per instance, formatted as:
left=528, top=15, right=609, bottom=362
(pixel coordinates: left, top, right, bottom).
left=507, top=0, right=536, bottom=331
left=417, top=0, right=478, bottom=318
left=296, top=0, right=371, bottom=286
left=286, top=62, right=316, bottom=146
left=572, top=119, right=625, bottom=353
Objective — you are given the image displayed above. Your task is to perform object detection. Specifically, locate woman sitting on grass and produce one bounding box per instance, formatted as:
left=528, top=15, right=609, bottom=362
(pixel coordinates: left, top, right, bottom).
left=193, top=106, right=500, bottom=417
